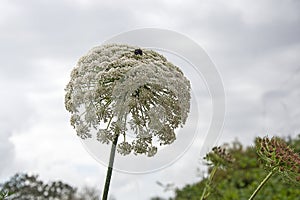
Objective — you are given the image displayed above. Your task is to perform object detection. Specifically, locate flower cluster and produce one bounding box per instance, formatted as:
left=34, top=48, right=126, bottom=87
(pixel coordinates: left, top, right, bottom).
left=256, top=136, right=300, bottom=183
left=204, top=146, right=234, bottom=168
left=65, top=44, right=191, bottom=157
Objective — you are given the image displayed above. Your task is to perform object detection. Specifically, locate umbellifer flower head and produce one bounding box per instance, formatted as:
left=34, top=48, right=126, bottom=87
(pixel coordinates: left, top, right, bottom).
left=65, top=44, right=191, bottom=157
left=256, top=136, right=300, bottom=183
left=204, top=146, right=234, bottom=168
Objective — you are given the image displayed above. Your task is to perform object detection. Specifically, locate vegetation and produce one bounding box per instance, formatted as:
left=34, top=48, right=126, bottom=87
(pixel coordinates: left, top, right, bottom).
left=0, top=173, right=100, bottom=200
left=172, top=135, right=300, bottom=200
left=1, top=135, right=299, bottom=199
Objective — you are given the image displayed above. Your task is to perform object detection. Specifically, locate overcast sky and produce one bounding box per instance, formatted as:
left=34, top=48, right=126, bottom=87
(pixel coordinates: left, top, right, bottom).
left=1, top=0, right=300, bottom=199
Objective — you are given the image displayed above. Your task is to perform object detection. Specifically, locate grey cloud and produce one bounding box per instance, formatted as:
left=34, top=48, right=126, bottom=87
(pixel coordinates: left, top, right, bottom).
left=0, top=84, right=36, bottom=177
left=261, top=68, right=300, bottom=135
left=0, top=0, right=140, bottom=81
left=168, top=0, right=300, bottom=63
left=0, top=132, right=15, bottom=176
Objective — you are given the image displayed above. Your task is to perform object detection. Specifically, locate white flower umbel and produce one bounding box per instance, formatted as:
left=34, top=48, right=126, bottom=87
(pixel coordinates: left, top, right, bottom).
left=65, top=44, right=191, bottom=157
left=65, top=44, right=191, bottom=200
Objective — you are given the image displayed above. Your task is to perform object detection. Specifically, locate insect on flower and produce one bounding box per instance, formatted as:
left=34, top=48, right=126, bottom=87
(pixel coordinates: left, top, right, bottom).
left=134, top=48, right=143, bottom=56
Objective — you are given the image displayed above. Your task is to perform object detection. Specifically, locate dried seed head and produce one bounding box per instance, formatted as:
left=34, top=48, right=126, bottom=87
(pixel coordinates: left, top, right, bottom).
left=256, top=136, right=300, bottom=183
left=204, top=146, right=234, bottom=167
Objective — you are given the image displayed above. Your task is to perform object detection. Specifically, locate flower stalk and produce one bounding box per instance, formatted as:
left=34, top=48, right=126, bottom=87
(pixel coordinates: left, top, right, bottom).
left=200, top=165, right=218, bottom=200
left=248, top=168, right=276, bottom=200
left=102, top=134, right=119, bottom=200
left=200, top=146, right=234, bottom=200
left=249, top=136, right=300, bottom=199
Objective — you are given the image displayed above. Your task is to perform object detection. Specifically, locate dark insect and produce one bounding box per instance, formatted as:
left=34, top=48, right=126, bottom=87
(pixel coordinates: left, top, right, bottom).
left=134, top=49, right=143, bottom=56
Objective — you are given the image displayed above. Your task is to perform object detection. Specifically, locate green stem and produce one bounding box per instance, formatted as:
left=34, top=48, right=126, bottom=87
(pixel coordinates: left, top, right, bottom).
left=248, top=169, right=275, bottom=200
left=102, top=134, right=119, bottom=200
left=200, top=166, right=218, bottom=200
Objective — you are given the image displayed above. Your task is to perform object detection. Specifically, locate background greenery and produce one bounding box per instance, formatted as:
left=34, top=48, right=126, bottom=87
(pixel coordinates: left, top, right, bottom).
left=154, top=135, right=300, bottom=200
left=1, top=135, right=299, bottom=200
left=0, top=173, right=105, bottom=200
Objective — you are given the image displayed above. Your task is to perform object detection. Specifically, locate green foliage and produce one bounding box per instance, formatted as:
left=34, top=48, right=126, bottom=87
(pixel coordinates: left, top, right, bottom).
left=0, top=189, right=12, bottom=200
left=0, top=173, right=100, bottom=200
left=0, top=173, right=76, bottom=200
left=173, top=135, right=300, bottom=200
